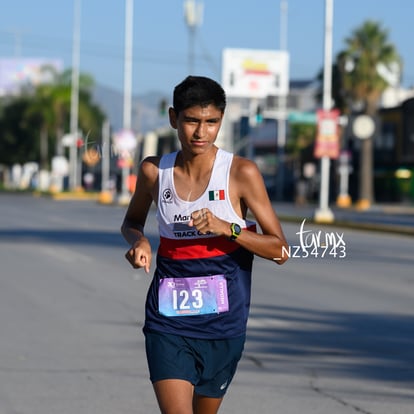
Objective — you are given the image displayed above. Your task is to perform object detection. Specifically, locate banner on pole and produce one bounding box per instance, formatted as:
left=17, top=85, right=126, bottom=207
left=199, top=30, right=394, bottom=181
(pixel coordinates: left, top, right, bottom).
left=314, top=109, right=340, bottom=159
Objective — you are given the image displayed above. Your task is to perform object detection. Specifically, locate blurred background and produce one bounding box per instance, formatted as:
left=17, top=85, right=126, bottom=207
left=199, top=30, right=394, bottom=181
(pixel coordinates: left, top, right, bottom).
left=1, top=0, right=413, bottom=210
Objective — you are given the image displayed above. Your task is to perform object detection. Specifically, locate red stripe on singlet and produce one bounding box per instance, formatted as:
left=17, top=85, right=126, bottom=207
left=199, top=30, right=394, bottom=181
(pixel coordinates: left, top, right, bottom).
left=158, top=225, right=256, bottom=260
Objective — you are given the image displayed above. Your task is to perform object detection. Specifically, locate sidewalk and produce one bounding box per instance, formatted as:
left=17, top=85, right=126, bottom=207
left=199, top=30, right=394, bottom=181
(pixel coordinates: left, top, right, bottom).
left=273, top=202, right=414, bottom=236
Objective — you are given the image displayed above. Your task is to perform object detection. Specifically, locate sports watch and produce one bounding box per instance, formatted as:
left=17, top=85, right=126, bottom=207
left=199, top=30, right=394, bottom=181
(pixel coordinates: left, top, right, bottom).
left=229, top=223, right=242, bottom=241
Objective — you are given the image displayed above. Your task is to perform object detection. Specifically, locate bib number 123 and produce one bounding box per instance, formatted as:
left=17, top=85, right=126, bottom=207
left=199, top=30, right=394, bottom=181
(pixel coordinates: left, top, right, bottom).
left=158, top=275, right=229, bottom=317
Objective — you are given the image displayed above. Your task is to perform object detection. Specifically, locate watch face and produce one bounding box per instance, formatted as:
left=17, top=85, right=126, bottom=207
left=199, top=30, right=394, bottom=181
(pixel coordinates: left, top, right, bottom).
left=230, top=223, right=241, bottom=240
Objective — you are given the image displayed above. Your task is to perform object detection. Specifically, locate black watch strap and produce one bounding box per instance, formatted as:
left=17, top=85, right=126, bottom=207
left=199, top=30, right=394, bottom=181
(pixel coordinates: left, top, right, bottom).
left=229, top=223, right=242, bottom=241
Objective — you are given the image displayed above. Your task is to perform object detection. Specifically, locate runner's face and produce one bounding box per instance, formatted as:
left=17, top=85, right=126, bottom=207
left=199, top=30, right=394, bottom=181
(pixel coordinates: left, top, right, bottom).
left=170, top=104, right=223, bottom=154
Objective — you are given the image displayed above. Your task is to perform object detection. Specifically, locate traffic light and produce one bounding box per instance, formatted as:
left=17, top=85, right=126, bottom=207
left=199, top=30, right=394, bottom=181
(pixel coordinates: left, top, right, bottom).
left=159, top=99, right=167, bottom=116
left=256, top=105, right=263, bottom=124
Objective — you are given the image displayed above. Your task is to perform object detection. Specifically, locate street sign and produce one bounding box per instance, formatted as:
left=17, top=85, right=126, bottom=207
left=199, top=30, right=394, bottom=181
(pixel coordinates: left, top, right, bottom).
left=288, top=111, right=316, bottom=124
left=61, top=133, right=75, bottom=147
left=353, top=115, right=375, bottom=140
left=113, top=129, right=137, bottom=162
left=113, top=129, right=137, bottom=152
left=222, top=48, right=289, bottom=98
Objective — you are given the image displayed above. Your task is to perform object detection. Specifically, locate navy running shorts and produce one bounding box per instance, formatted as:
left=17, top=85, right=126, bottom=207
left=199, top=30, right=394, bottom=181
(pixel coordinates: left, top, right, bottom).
left=144, top=329, right=246, bottom=398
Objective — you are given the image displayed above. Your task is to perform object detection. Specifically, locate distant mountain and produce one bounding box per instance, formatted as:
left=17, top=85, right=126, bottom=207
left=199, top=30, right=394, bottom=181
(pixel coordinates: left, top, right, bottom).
left=92, top=83, right=171, bottom=134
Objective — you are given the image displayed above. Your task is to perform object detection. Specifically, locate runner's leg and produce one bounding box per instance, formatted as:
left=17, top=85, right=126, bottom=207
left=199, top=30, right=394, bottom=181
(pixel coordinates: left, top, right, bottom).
left=193, top=393, right=223, bottom=414
left=153, top=379, right=194, bottom=414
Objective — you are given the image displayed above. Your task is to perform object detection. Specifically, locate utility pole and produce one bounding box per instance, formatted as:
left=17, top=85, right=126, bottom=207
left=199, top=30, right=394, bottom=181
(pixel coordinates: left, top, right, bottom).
left=314, top=0, right=335, bottom=223
left=276, top=0, right=288, bottom=200
left=98, top=119, right=113, bottom=204
left=123, top=0, right=133, bottom=132
left=118, top=0, right=135, bottom=205
left=184, top=0, right=203, bottom=74
left=69, top=0, right=81, bottom=191
left=9, top=28, right=24, bottom=57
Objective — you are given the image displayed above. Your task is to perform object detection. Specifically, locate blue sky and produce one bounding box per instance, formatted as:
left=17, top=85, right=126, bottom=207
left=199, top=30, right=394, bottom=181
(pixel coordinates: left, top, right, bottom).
left=1, top=0, right=413, bottom=96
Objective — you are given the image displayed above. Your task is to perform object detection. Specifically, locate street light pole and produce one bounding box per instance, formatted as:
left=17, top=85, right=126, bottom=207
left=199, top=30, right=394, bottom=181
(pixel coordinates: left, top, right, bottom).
left=184, top=0, right=203, bottom=74
left=276, top=0, right=288, bottom=201
left=118, top=0, right=134, bottom=205
left=314, top=0, right=335, bottom=223
left=69, top=0, right=81, bottom=191
left=123, top=0, right=133, bottom=132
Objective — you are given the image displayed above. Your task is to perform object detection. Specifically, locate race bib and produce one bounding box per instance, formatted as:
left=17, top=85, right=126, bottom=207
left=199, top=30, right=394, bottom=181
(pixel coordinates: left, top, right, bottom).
left=158, top=275, right=229, bottom=317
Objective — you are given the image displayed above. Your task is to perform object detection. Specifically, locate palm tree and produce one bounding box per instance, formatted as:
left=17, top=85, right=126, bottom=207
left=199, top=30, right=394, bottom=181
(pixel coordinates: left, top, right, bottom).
left=0, top=66, right=105, bottom=176
left=23, top=67, right=105, bottom=171
left=24, top=81, right=57, bottom=170
left=0, top=96, right=40, bottom=166
left=338, top=20, right=401, bottom=209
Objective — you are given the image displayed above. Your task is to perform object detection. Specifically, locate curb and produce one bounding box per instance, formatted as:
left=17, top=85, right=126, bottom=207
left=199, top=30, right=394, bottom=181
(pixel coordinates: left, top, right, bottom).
left=51, top=192, right=100, bottom=201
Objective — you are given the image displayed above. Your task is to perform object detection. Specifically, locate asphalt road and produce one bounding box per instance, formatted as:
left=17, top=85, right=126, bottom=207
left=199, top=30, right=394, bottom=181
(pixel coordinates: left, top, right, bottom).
left=0, top=193, right=413, bottom=414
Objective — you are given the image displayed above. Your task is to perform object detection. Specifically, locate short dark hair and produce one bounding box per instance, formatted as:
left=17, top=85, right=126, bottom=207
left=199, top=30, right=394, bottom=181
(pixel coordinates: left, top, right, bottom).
left=173, top=76, right=226, bottom=115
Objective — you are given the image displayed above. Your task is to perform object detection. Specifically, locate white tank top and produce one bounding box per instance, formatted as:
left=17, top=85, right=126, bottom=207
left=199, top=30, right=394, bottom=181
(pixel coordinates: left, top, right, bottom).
left=157, top=148, right=255, bottom=241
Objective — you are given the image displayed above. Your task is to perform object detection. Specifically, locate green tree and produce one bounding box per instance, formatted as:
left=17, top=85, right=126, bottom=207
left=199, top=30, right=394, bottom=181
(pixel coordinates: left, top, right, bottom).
left=0, top=96, right=40, bottom=166
left=316, top=61, right=348, bottom=114
left=0, top=66, right=106, bottom=172
left=337, top=20, right=401, bottom=208
left=287, top=123, right=317, bottom=156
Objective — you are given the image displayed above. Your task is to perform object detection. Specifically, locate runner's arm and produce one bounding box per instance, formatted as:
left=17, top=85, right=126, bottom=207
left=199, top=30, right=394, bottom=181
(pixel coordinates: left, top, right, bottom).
left=121, top=157, right=159, bottom=272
